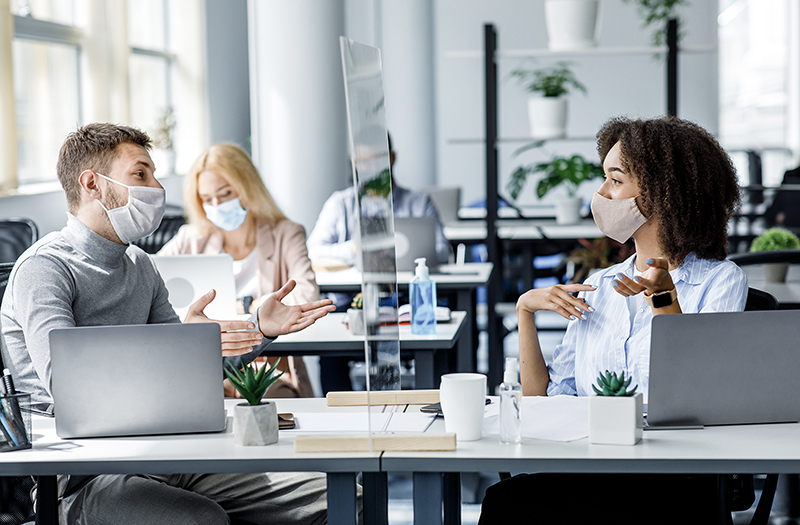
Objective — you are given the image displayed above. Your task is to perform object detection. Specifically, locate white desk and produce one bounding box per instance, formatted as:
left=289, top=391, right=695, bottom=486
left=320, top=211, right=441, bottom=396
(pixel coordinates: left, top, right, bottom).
left=443, top=218, right=602, bottom=243
left=265, top=312, right=467, bottom=389
left=744, top=265, right=800, bottom=308
left=315, top=263, right=492, bottom=373
left=0, top=398, right=379, bottom=525
left=383, top=403, right=800, bottom=524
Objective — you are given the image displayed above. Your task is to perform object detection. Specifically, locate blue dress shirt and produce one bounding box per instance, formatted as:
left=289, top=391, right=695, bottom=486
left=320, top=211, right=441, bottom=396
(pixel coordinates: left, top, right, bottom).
left=546, top=253, right=748, bottom=402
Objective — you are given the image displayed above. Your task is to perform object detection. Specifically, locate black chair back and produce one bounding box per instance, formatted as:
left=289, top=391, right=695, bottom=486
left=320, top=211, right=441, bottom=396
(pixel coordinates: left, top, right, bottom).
left=0, top=218, right=38, bottom=263
left=133, top=215, right=186, bottom=254
left=0, top=262, right=12, bottom=305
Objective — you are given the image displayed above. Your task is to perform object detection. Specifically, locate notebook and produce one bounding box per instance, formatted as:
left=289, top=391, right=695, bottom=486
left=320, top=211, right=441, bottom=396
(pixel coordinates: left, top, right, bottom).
left=49, top=323, right=227, bottom=439
left=394, top=217, right=439, bottom=272
left=151, top=254, right=237, bottom=321
left=647, top=310, right=800, bottom=428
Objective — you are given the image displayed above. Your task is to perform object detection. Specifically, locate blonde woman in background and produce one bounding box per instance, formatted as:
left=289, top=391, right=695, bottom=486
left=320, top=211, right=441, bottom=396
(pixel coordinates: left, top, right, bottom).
left=160, top=143, right=318, bottom=398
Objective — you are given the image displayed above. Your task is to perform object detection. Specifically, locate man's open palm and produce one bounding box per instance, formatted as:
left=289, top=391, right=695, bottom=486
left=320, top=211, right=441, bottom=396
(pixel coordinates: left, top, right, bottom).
left=258, top=280, right=335, bottom=338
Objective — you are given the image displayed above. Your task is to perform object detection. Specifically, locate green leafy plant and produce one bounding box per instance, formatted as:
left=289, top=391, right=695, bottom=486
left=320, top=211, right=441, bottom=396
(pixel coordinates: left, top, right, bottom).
left=224, top=359, right=286, bottom=406
left=568, top=238, right=636, bottom=284
left=592, top=370, right=638, bottom=397
left=509, top=62, right=586, bottom=98
left=623, top=0, right=688, bottom=46
left=350, top=293, right=363, bottom=309
left=152, top=106, right=176, bottom=150
left=507, top=154, right=603, bottom=200
left=750, top=228, right=800, bottom=252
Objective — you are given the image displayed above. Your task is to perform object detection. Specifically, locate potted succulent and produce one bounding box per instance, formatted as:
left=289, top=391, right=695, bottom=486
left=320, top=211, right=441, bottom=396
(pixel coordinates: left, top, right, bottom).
left=509, top=62, right=586, bottom=140
left=544, top=0, right=601, bottom=51
left=347, top=293, right=365, bottom=335
left=225, top=359, right=285, bottom=446
left=750, top=228, right=800, bottom=283
left=622, top=0, right=687, bottom=46
left=588, top=371, right=643, bottom=445
left=507, top=154, right=603, bottom=224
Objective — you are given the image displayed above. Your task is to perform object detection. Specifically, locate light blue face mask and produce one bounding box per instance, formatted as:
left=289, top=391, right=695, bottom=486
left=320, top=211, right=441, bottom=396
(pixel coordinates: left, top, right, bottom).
left=203, top=197, right=248, bottom=232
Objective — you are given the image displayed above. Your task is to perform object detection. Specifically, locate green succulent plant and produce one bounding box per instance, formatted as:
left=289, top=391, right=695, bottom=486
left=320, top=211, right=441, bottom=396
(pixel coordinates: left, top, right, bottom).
left=592, top=370, right=638, bottom=397
left=750, top=228, right=800, bottom=252
left=350, top=293, right=363, bottom=309
left=225, top=358, right=286, bottom=405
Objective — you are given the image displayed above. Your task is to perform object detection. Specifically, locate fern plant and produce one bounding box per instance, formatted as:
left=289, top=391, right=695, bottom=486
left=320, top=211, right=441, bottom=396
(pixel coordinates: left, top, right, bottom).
left=225, top=358, right=285, bottom=405
left=592, top=370, right=638, bottom=397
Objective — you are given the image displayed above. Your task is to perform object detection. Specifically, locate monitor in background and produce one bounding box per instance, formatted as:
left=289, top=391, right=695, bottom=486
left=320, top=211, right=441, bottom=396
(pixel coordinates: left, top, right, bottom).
left=423, top=187, right=461, bottom=225
left=49, top=323, right=226, bottom=439
left=151, top=254, right=237, bottom=321
left=647, top=310, right=800, bottom=428
left=394, top=216, right=439, bottom=272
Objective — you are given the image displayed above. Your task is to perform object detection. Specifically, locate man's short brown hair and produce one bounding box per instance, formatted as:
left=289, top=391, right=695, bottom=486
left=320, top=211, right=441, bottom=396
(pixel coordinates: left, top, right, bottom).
left=57, top=123, right=152, bottom=212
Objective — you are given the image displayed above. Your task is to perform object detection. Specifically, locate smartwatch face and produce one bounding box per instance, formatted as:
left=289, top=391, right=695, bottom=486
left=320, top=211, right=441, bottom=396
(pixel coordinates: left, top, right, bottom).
left=651, top=291, right=673, bottom=309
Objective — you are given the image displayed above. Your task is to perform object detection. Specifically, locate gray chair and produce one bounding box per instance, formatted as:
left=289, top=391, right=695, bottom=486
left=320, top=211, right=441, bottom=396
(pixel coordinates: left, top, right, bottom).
left=132, top=214, right=186, bottom=254
left=0, top=218, right=38, bottom=263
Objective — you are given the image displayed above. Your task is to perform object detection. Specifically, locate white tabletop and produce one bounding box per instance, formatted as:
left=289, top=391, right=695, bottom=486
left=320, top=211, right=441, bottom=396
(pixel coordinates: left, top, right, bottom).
left=315, top=263, right=493, bottom=291
left=744, top=265, right=800, bottom=307
left=266, top=311, right=466, bottom=352
left=444, top=219, right=602, bottom=242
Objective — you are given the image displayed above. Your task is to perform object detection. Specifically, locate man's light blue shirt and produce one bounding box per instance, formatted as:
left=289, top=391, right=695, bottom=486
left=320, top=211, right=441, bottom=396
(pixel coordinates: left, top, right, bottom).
left=546, top=253, right=748, bottom=402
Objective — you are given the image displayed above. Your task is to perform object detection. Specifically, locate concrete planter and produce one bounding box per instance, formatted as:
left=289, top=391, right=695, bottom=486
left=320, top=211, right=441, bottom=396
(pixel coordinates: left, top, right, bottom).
left=589, top=392, right=643, bottom=445
left=763, top=263, right=789, bottom=283
left=527, top=96, right=568, bottom=140
left=348, top=308, right=365, bottom=335
left=233, top=401, right=278, bottom=446
left=544, top=0, right=600, bottom=51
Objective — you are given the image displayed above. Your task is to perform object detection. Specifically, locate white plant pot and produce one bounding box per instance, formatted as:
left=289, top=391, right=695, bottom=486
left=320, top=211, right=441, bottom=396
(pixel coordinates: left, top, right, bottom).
left=527, top=97, right=568, bottom=140
left=762, top=262, right=789, bottom=283
left=233, top=401, right=279, bottom=446
left=347, top=308, right=365, bottom=335
left=555, top=197, right=582, bottom=225
left=589, top=392, right=643, bottom=445
left=544, top=0, right=600, bottom=51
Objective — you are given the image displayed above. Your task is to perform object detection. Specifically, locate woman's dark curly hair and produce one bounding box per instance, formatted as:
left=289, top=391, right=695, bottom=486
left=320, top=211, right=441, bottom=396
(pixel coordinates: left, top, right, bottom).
left=596, top=116, right=740, bottom=263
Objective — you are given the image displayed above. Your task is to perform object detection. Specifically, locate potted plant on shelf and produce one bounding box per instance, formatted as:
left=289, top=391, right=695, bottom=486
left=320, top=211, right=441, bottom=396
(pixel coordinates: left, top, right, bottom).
left=588, top=370, right=643, bottom=446
left=151, top=106, right=176, bottom=175
left=622, top=0, right=687, bottom=46
left=347, top=293, right=365, bottom=335
left=507, top=154, right=603, bottom=224
left=510, top=62, right=586, bottom=140
left=749, top=228, right=800, bottom=283
left=225, top=359, right=285, bottom=446
left=544, top=0, right=601, bottom=51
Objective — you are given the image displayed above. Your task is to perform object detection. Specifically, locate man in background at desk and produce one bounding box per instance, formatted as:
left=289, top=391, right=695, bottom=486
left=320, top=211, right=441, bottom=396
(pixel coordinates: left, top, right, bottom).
left=0, top=123, right=339, bottom=524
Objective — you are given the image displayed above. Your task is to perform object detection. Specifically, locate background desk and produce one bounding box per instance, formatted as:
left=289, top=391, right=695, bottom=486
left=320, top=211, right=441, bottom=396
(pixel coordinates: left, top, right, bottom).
left=0, top=398, right=378, bottom=525
left=744, top=265, right=800, bottom=309
left=264, top=311, right=466, bottom=389
left=384, top=403, right=800, bottom=525
left=315, top=263, right=491, bottom=374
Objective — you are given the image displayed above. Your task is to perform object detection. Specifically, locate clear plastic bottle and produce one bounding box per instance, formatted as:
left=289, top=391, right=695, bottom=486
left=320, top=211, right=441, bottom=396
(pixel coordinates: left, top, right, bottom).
left=499, top=357, right=522, bottom=444
left=410, top=257, right=437, bottom=335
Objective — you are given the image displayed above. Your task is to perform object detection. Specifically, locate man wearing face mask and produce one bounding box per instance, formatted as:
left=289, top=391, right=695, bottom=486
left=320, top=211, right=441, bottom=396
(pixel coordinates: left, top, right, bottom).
left=0, top=123, right=340, bottom=524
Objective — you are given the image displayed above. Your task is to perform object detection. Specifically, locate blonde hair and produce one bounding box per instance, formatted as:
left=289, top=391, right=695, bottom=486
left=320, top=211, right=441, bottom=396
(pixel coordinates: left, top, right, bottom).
left=183, top=143, right=287, bottom=233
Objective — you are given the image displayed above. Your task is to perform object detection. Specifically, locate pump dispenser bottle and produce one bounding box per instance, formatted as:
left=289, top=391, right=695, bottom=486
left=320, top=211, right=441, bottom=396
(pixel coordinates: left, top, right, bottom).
left=410, top=257, right=437, bottom=335
left=499, top=357, right=522, bottom=444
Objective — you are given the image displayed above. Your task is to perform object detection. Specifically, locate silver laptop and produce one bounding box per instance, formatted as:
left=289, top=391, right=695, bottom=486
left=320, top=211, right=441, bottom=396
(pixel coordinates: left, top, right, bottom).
left=647, top=310, right=800, bottom=428
left=394, top=217, right=439, bottom=272
left=50, top=323, right=226, bottom=439
left=151, top=254, right=237, bottom=321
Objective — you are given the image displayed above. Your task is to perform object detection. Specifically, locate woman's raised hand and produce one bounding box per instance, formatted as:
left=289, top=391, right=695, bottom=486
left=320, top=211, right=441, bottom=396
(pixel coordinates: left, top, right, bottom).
left=613, top=257, right=674, bottom=297
left=517, top=283, right=596, bottom=321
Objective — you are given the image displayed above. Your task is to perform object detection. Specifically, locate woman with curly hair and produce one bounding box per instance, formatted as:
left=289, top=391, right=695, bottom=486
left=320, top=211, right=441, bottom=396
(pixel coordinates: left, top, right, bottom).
left=479, top=116, right=747, bottom=524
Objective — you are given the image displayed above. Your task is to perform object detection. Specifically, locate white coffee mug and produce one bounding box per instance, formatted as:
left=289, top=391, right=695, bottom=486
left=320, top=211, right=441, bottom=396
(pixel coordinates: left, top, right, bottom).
left=439, top=373, right=487, bottom=441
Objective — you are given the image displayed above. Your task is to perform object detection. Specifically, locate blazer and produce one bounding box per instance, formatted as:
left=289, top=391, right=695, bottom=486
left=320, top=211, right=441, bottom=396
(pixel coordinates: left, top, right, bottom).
left=159, top=218, right=319, bottom=398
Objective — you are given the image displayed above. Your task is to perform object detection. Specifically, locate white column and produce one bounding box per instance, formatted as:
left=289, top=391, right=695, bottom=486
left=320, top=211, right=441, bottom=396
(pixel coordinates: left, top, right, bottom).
left=248, top=0, right=349, bottom=232
left=0, top=0, right=17, bottom=191
left=380, top=0, right=436, bottom=189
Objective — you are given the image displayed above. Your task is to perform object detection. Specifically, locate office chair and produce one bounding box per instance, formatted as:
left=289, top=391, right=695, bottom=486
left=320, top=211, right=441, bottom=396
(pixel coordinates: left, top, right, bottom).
left=133, top=214, right=186, bottom=254
left=0, top=218, right=38, bottom=263
left=728, top=249, right=800, bottom=266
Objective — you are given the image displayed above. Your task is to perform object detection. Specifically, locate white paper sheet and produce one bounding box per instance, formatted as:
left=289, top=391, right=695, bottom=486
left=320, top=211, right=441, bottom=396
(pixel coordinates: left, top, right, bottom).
left=286, top=412, right=436, bottom=433
left=483, top=395, right=588, bottom=442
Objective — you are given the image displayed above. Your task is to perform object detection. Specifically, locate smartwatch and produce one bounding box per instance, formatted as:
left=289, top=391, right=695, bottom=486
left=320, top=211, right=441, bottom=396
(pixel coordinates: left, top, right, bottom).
left=644, top=288, right=677, bottom=309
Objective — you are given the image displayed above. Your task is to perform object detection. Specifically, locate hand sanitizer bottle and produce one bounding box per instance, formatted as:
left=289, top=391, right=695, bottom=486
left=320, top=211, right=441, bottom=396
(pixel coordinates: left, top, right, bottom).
left=410, top=257, right=437, bottom=335
left=499, top=357, right=522, bottom=444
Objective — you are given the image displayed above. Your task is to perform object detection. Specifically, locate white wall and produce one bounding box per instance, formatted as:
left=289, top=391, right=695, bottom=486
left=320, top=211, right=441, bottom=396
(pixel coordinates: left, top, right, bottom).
left=434, top=0, right=719, bottom=207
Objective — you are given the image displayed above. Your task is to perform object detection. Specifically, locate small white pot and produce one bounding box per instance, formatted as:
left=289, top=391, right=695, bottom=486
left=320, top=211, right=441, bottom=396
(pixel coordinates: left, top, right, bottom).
left=544, top=0, right=600, bottom=51
left=233, top=401, right=279, bottom=446
left=555, top=197, right=582, bottom=225
left=348, top=308, right=365, bottom=335
left=762, top=262, right=789, bottom=283
left=589, top=392, right=643, bottom=445
left=528, top=97, right=567, bottom=140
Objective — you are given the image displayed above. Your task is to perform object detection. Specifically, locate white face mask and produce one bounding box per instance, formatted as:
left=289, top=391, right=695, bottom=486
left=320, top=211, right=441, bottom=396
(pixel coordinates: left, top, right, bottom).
left=95, top=172, right=166, bottom=244
left=590, top=192, right=649, bottom=244
left=203, top=197, right=248, bottom=232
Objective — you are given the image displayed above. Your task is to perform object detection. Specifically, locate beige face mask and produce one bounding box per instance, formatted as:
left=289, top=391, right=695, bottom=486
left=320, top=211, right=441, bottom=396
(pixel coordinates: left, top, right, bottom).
left=590, top=192, right=649, bottom=244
